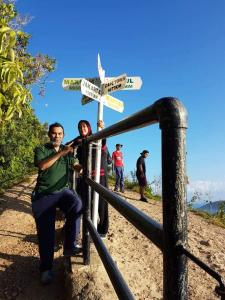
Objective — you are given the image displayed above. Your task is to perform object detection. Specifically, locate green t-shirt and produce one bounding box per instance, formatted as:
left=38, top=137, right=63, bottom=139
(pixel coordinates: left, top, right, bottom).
left=34, top=143, right=72, bottom=195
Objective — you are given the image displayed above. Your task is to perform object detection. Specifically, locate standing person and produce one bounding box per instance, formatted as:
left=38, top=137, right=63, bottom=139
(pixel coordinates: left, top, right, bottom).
left=112, top=144, right=124, bottom=193
left=136, top=150, right=149, bottom=202
left=32, top=122, right=82, bottom=285
left=68, top=120, right=111, bottom=238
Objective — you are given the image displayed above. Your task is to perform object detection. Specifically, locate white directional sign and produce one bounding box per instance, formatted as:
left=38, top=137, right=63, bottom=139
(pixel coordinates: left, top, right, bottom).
left=122, top=76, right=142, bottom=90
left=102, top=74, right=127, bottom=95
left=62, top=76, right=142, bottom=91
left=81, top=79, right=102, bottom=102
left=82, top=93, right=124, bottom=113
left=62, top=77, right=101, bottom=91
left=102, top=94, right=124, bottom=113
left=62, top=78, right=82, bottom=90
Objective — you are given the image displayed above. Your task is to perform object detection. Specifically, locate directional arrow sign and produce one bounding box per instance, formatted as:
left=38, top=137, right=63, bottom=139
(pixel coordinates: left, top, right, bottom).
left=123, top=76, right=142, bottom=90
left=81, top=87, right=124, bottom=113
left=81, top=79, right=102, bottom=101
left=63, top=76, right=142, bottom=91
left=62, top=77, right=101, bottom=91
left=81, top=95, right=94, bottom=105
left=62, top=78, right=82, bottom=90
left=102, top=74, right=127, bottom=95
left=104, top=76, right=142, bottom=90
left=102, top=94, right=124, bottom=113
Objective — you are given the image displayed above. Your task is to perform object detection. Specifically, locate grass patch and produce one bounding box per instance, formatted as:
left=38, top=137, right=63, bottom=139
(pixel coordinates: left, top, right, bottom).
left=189, top=209, right=225, bottom=229
left=108, top=175, right=161, bottom=202
left=109, top=174, right=225, bottom=228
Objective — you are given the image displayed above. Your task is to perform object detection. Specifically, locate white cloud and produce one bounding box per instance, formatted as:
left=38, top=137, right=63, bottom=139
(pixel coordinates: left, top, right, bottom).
left=188, top=180, right=225, bottom=193
left=187, top=180, right=225, bottom=202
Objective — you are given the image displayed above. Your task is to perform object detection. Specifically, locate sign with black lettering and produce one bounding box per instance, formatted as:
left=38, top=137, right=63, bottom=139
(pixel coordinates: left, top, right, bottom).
left=80, top=79, right=102, bottom=102
left=102, top=74, right=127, bottom=95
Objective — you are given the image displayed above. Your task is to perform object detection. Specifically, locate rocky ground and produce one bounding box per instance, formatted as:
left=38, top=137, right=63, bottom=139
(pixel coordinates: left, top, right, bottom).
left=0, top=175, right=224, bottom=299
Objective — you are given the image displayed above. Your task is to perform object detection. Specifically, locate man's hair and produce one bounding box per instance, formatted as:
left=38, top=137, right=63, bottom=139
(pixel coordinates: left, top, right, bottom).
left=48, top=122, right=64, bottom=134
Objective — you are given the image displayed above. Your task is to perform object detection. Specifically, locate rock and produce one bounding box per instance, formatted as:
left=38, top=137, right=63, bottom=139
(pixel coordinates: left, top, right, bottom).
left=199, top=240, right=211, bottom=246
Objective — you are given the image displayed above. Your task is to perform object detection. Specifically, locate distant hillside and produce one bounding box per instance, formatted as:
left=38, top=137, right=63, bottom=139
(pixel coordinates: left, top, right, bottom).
left=197, top=200, right=225, bottom=214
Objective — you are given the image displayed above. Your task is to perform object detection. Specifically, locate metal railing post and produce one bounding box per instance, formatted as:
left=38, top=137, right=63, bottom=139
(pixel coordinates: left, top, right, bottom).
left=82, top=139, right=91, bottom=265
left=160, top=99, right=188, bottom=299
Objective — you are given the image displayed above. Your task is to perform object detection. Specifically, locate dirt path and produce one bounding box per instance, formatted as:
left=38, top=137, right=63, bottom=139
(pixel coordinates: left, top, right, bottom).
left=0, top=177, right=224, bottom=300
left=102, top=189, right=225, bottom=299
left=0, top=175, right=67, bottom=300
left=70, top=188, right=225, bottom=300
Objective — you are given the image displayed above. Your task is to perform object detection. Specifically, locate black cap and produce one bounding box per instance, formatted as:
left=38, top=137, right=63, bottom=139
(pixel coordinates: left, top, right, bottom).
left=116, top=144, right=123, bottom=147
left=140, top=150, right=149, bottom=155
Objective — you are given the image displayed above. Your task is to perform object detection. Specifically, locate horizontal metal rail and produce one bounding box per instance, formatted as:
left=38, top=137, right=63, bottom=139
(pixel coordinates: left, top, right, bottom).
left=86, top=178, right=163, bottom=250
left=178, top=245, right=225, bottom=299
left=86, top=217, right=135, bottom=300
left=86, top=97, right=187, bottom=143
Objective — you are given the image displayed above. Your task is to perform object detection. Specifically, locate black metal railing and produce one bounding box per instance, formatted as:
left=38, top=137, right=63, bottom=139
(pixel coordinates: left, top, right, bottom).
left=79, top=97, right=225, bottom=300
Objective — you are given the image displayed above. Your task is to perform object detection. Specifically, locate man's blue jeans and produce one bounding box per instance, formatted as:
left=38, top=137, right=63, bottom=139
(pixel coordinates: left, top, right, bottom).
left=115, top=166, right=124, bottom=191
left=32, top=188, right=82, bottom=272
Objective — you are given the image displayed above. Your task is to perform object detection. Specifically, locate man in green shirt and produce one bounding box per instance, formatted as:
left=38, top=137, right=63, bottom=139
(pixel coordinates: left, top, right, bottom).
left=33, top=122, right=82, bottom=285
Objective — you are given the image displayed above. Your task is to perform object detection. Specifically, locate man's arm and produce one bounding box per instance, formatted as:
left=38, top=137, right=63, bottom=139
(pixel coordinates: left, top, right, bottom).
left=37, top=144, right=73, bottom=171
left=121, top=152, right=124, bottom=168
left=137, top=158, right=144, bottom=175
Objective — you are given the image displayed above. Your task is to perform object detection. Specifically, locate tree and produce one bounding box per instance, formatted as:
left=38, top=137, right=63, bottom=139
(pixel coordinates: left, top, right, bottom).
left=0, top=0, right=55, bottom=189
left=0, top=104, right=48, bottom=188
left=0, top=0, right=55, bottom=124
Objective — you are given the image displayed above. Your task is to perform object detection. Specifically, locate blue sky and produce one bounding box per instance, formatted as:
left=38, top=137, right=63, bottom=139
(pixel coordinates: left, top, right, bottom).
left=17, top=0, right=225, bottom=201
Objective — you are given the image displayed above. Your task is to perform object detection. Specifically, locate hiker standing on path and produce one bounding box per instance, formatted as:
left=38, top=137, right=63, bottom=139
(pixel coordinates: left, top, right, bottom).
left=32, top=122, right=82, bottom=285
left=68, top=120, right=112, bottom=238
left=112, top=144, right=124, bottom=193
left=136, top=150, right=149, bottom=202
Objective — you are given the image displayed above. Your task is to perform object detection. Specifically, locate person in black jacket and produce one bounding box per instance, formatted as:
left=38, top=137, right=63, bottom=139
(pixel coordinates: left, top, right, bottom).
left=136, top=150, right=149, bottom=202
left=68, top=120, right=111, bottom=237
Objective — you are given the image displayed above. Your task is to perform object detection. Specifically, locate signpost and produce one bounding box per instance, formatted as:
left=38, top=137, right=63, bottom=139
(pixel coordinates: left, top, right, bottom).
left=102, top=74, right=127, bottom=95
left=80, top=78, right=101, bottom=101
left=62, top=78, right=82, bottom=90
left=62, top=54, right=142, bottom=229
left=102, top=94, right=124, bottom=113
left=91, top=54, right=105, bottom=229
left=62, top=76, right=142, bottom=91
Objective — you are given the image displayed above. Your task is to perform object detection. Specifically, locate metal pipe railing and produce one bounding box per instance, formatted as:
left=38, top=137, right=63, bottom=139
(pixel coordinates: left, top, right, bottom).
left=161, top=126, right=188, bottom=299
left=179, top=245, right=225, bottom=299
left=86, top=217, right=135, bottom=300
left=83, top=97, right=188, bottom=299
left=86, top=97, right=187, bottom=142
left=82, top=140, right=91, bottom=265
left=86, top=178, right=163, bottom=249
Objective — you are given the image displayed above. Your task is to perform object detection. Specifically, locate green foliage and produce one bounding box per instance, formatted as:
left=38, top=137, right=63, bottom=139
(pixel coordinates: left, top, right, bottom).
left=0, top=0, right=55, bottom=123
left=188, top=191, right=225, bottom=229
left=190, top=209, right=225, bottom=229
left=108, top=174, right=161, bottom=201
left=217, top=202, right=225, bottom=219
left=0, top=105, right=48, bottom=190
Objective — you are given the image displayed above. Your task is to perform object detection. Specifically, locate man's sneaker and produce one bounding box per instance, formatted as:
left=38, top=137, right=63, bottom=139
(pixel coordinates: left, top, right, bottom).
left=120, top=189, right=125, bottom=193
left=140, top=197, right=148, bottom=202
left=40, top=270, right=54, bottom=285
left=63, top=245, right=83, bottom=257
left=99, top=233, right=106, bottom=240
left=114, top=188, right=119, bottom=192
